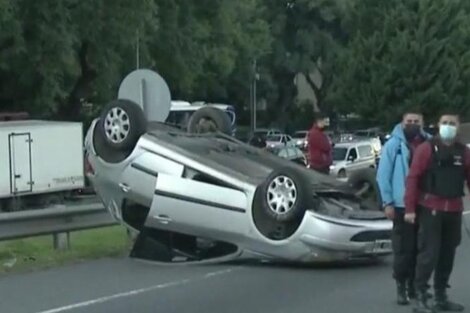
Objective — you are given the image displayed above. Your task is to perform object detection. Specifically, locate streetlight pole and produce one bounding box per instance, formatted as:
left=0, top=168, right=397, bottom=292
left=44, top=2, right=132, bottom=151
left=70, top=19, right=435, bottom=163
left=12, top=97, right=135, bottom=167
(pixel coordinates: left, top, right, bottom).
left=253, top=59, right=257, bottom=131
left=249, top=80, right=253, bottom=132
left=250, top=59, right=260, bottom=131
left=136, top=30, right=140, bottom=69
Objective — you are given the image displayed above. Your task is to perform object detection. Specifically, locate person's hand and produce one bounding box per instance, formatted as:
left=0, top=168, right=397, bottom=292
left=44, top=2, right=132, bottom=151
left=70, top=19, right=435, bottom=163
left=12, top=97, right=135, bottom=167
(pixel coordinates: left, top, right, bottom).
left=384, top=205, right=395, bottom=220
left=404, top=213, right=416, bottom=224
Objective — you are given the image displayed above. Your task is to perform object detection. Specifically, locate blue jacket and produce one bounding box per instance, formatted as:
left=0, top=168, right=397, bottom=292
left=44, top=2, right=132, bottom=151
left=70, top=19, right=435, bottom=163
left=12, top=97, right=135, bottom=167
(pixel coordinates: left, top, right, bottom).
left=376, top=124, right=430, bottom=210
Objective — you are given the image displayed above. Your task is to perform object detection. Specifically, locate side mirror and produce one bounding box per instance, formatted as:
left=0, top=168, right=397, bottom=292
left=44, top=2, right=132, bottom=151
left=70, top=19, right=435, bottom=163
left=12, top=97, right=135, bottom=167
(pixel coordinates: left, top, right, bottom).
left=348, top=155, right=355, bottom=162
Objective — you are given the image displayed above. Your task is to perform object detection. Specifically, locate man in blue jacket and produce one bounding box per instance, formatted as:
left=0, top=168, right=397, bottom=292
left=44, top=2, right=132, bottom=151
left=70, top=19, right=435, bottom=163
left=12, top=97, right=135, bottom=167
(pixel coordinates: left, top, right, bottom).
left=376, top=111, right=430, bottom=305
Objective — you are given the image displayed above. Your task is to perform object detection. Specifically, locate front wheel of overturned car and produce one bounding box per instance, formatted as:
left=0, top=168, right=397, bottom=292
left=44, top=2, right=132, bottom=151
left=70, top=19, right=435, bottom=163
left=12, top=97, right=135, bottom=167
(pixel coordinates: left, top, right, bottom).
left=98, top=99, right=147, bottom=151
left=186, top=107, right=232, bottom=135
left=257, top=167, right=314, bottom=223
left=348, top=168, right=382, bottom=210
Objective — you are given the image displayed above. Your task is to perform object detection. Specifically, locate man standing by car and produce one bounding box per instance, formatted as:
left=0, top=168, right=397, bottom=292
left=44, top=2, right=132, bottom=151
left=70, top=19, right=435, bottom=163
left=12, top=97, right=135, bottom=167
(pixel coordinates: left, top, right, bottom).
left=404, top=112, right=469, bottom=313
left=307, top=113, right=332, bottom=174
left=376, top=110, right=429, bottom=305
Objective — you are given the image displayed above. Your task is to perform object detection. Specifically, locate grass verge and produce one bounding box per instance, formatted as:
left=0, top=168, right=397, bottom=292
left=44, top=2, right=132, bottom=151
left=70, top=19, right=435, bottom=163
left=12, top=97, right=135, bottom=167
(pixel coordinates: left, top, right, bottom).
left=0, top=226, right=132, bottom=275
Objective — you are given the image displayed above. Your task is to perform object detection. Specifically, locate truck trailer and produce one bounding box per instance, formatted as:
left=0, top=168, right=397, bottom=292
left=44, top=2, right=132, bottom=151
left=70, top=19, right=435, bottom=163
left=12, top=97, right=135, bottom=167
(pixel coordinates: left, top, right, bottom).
left=0, top=120, right=85, bottom=211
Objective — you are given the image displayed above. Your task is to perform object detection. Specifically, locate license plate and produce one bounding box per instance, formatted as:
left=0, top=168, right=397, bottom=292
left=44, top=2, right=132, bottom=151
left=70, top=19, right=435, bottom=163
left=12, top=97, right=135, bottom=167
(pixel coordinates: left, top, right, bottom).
left=372, top=240, right=392, bottom=253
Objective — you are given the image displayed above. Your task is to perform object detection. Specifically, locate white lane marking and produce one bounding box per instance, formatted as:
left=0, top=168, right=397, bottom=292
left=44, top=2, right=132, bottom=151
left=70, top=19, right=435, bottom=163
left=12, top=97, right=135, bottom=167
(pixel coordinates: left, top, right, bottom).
left=35, top=268, right=238, bottom=313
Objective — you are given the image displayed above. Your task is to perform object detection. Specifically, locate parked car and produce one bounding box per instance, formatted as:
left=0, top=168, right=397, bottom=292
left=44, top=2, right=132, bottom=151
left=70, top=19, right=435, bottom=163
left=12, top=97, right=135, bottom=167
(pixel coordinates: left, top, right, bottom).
left=247, top=128, right=282, bottom=146
left=353, top=128, right=381, bottom=138
left=331, top=133, right=356, bottom=144
left=352, top=129, right=383, bottom=158
left=265, top=134, right=294, bottom=149
left=84, top=69, right=392, bottom=264
left=267, top=146, right=307, bottom=166
left=292, top=130, right=309, bottom=149
left=329, top=141, right=376, bottom=179
left=251, top=128, right=282, bottom=139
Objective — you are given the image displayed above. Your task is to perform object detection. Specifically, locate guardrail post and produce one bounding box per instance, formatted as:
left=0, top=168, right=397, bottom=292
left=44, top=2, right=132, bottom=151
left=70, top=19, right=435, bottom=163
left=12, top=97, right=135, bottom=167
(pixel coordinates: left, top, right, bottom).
left=53, top=232, right=70, bottom=250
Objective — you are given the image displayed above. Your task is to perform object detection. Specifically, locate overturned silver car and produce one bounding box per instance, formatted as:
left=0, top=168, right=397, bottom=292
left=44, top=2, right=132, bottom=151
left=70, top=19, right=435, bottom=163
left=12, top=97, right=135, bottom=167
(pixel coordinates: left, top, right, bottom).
left=84, top=69, right=392, bottom=264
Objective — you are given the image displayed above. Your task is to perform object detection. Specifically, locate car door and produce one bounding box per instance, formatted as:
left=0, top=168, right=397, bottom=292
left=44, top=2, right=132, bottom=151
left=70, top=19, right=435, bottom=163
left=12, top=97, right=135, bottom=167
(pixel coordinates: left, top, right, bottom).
left=357, top=144, right=376, bottom=168
left=346, top=147, right=360, bottom=174
left=145, top=172, right=249, bottom=241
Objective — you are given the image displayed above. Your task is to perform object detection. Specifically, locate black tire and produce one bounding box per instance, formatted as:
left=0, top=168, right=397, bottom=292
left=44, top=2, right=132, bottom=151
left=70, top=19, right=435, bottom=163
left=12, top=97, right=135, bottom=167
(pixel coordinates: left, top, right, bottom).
left=338, top=169, right=347, bottom=178
left=98, top=99, right=147, bottom=151
left=254, top=167, right=314, bottom=223
left=187, top=107, right=232, bottom=135
left=347, top=168, right=382, bottom=210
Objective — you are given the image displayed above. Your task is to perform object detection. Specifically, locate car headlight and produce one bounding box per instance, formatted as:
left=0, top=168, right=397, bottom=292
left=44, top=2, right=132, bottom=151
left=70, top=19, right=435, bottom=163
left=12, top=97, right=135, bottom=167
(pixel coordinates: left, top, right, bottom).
left=329, top=165, right=335, bottom=170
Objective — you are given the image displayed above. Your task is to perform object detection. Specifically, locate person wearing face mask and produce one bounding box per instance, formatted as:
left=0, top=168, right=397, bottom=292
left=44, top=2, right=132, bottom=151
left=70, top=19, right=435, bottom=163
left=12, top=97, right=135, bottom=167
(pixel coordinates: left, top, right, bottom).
left=404, top=112, right=470, bottom=313
left=307, top=113, right=332, bottom=174
left=376, top=111, right=431, bottom=305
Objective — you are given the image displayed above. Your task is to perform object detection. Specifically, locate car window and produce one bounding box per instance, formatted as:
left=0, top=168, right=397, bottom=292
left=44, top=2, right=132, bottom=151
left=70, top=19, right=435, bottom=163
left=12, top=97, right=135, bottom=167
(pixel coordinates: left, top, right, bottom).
left=358, top=145, right=373, bottom=158
left=166, top=111, right=191, bottom=126
left=347, top=148, right=358, bottom=160
left=287, top=135, right=292, bottom=141
left=333, top=147, right=348, bottom=161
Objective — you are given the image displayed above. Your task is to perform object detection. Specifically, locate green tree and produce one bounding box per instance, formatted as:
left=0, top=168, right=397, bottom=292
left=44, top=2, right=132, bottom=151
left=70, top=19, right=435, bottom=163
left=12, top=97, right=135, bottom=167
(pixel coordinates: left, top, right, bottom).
left=327, top=0, right=470, bottom=126
left=57, top=0, right=158, bottom=120
left=0, top=0, right=22, bottom=109
left=149, top=0, right=272, bottom=107
left=258, top=0, right=345, bottom=127
left=0, top=0, right=157, bottom=120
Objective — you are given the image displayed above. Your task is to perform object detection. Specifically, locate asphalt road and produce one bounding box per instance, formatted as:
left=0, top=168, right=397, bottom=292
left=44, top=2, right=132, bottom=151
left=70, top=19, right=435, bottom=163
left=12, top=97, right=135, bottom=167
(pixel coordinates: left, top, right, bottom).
left=1, top=212, right=469, bottom=313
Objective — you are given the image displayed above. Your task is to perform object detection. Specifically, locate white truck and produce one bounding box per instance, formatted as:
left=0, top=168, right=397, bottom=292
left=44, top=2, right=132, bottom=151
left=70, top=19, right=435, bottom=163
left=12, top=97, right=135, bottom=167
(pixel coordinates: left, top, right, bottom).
left=0, top=120, right=85, bottom=211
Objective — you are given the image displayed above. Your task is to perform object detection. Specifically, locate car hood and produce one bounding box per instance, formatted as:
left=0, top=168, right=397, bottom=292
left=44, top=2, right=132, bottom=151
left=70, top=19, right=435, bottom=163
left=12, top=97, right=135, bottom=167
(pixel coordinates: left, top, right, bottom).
left=332, top=160, right=347, bottom=167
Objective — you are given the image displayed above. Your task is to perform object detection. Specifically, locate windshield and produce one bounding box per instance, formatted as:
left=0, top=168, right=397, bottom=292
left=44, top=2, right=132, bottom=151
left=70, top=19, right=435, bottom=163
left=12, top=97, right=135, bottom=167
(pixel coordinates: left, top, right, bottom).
left=333, top=147, right=348, bottom=161
left=266, top=135, right=282, bottom=141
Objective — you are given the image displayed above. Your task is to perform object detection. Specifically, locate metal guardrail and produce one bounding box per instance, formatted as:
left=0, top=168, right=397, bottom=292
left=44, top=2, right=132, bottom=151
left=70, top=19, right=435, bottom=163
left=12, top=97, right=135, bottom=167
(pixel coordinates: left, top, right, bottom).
left=0, top=203, right=117, bottom=241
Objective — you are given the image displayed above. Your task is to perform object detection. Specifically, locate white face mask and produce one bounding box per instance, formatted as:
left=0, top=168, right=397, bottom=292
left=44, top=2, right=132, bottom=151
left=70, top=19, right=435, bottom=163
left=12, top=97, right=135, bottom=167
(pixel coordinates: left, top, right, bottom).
left=439, top=124, right=457, bottom=140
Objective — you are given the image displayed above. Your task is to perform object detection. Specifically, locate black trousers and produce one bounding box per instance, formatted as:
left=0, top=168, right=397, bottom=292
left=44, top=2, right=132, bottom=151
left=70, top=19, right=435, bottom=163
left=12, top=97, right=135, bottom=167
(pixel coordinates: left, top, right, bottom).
left=392, top=210, right=419, bottom=282
left=415, top=206, right=462, bottom=291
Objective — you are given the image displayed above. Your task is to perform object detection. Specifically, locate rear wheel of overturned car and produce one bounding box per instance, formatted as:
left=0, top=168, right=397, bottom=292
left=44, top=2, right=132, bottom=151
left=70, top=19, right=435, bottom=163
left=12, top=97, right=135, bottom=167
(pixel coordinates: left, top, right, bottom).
left=187, top=107, right=232, bottom=135
left=99, top=99, right=147, bottom=151
left=348, top=168, right=382, bottom=210
left=252, top=167, right=315, bottom=240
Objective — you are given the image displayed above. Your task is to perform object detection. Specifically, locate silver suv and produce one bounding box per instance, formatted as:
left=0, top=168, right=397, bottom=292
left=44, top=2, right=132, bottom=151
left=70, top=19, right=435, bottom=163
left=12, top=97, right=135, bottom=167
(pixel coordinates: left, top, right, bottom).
left=330, top=141, right=376, bottom=179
